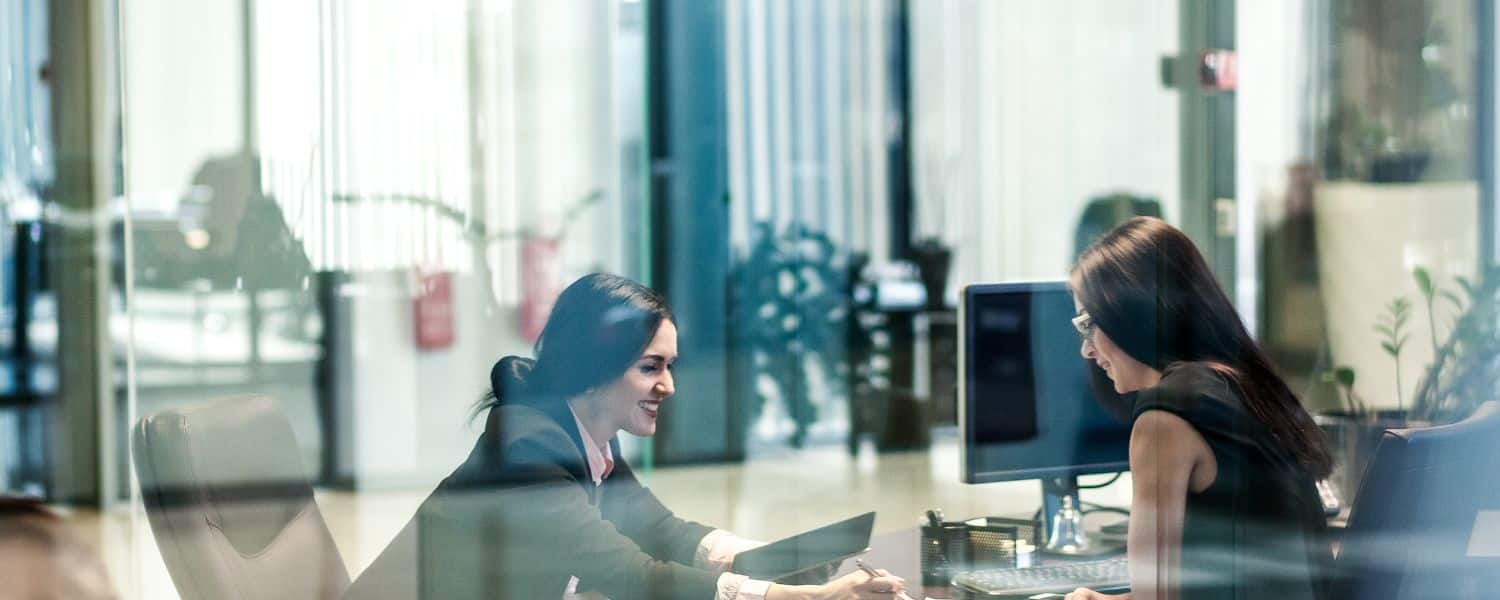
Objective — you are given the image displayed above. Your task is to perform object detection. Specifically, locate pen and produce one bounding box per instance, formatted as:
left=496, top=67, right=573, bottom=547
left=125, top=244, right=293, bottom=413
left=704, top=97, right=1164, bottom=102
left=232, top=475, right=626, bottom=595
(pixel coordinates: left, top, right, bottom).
left=854, top=558, right=915, bottom=600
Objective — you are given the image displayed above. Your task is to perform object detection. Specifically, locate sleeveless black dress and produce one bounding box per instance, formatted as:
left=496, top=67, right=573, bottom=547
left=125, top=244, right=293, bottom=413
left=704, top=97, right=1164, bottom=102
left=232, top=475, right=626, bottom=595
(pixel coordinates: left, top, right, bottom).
left=1130, top=362, right=1333, bottom=600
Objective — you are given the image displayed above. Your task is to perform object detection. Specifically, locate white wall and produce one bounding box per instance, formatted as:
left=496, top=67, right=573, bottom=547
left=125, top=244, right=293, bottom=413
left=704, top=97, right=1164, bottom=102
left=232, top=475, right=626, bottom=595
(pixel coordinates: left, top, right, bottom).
left=339, top=270, right=527, bottom=489
left=121, top=0, right=244, bottom=211
left=911, top=0, right=1180, bottom=287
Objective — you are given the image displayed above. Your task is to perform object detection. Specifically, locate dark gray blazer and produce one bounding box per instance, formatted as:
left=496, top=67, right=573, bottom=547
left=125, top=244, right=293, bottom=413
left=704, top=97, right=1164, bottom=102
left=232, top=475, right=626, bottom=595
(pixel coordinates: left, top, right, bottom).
left=356, top=402, right=718, bottom=600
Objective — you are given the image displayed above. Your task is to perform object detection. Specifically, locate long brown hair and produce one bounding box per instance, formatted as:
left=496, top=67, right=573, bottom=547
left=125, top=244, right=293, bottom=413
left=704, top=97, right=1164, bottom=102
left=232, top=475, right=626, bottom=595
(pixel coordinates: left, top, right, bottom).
left=1071, top=217, right=1332, bottom=478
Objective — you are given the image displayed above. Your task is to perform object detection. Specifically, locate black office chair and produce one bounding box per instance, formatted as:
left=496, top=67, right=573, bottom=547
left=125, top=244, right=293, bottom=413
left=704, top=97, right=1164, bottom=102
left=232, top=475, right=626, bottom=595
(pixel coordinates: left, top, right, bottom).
left=1334, top=401, right=1500, bottom=598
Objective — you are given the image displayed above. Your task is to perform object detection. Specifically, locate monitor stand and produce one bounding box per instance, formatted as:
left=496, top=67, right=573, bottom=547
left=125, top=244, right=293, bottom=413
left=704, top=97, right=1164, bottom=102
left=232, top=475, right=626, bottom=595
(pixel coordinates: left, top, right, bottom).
left=1039, top=476, right=1125, bottom=558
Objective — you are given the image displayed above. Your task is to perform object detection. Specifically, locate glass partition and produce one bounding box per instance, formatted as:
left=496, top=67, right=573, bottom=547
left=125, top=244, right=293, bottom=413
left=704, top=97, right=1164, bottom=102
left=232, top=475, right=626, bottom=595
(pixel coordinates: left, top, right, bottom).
left=5, top=0, right=1483, bottom=598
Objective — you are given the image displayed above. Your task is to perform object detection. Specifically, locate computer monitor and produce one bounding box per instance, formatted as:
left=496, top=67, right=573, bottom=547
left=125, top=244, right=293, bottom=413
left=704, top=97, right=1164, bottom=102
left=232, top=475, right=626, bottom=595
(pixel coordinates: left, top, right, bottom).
left=959, top=281, right=1131, bottom=551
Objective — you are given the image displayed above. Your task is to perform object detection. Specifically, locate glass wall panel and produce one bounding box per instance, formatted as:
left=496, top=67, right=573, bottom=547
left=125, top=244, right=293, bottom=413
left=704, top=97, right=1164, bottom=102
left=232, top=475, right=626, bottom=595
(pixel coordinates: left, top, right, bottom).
left=1247, top=0, right=1488, bottom=507
left=72, top=1, right=1498, bottom=599
left=120, top=0, right=650, bottom=596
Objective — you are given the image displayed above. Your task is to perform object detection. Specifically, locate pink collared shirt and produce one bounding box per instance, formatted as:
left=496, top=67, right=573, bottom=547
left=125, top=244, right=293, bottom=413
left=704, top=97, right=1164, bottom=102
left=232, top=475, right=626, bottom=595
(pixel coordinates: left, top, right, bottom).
left=570, top=408, right=615, bottom=485
left=562, top=407, right=769, bottom=600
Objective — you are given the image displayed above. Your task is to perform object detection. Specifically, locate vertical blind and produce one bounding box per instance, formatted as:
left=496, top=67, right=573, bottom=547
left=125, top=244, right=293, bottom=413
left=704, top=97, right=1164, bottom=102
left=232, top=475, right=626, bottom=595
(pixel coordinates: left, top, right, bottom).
left=0, top=0, right=51, bottom=205
left=909, top=0, right=1182, bottom=286
left=725, top=0, right=894, bottom=262
left=255, top=0, right=474, bottom=275
left=255, top=0, right=628, bottom=304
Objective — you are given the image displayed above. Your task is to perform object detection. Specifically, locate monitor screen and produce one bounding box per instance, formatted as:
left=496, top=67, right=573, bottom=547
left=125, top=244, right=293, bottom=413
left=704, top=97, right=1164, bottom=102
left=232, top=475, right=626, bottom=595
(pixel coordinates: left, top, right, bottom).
left=959, top=281, right=1131, bottom=483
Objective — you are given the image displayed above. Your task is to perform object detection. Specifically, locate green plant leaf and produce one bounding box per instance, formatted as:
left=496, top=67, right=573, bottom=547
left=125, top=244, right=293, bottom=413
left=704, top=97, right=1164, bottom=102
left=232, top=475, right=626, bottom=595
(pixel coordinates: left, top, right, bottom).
left=1336, top=367, right=1356, bottom=387
left=1458, top=275, right=1477, bottom=299
left=1415, top=267, right=1434, bottom=297
left=1375, top=324, right=1394, bottom=337
left=1382, top=341, right=1398, bottom=356
left=1442, top=290, right=1465, bottom=312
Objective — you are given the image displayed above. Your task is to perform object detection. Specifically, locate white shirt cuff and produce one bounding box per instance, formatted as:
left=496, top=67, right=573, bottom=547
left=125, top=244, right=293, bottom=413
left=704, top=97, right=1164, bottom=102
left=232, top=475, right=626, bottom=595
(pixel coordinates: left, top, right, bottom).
left=715, top=572, right=773, bottom=600
left=695, top=529, right=766, bottom=574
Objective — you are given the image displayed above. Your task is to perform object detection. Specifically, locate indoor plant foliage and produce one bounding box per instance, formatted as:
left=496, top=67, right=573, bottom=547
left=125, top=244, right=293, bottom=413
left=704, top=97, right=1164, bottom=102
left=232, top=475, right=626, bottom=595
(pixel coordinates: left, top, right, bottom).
left=1349, top=265, right=1500, bottom=424
left=1409, top=264, right=1500, bottom=423
left=1318, top=265, right=1494, bottom=502
left=1374, top=296, right=1412, bottom=414
left=728, top=223, right=851, bottom=448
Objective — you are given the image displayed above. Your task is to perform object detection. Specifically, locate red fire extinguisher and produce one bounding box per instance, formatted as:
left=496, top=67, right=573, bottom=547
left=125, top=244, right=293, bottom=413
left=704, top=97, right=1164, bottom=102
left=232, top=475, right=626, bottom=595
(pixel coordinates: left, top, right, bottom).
left=519, top=237, right=561, bottom=343
left=414, top=270, right=455, bottom=350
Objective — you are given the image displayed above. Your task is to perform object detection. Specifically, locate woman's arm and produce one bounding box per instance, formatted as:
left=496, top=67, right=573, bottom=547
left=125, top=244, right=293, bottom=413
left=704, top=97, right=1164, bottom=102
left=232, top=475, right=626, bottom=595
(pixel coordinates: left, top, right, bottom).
left=603, top=458, right=716, bottom=564
left=1124, top=409, right=1214, bottom=600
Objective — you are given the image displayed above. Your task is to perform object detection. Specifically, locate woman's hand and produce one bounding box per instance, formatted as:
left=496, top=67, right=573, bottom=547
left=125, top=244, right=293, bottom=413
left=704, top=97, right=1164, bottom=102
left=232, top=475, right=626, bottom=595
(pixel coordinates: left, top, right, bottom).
left=768, top=569, right=905, bottom=600
left=774, top=560, right=843, bottom=585
left=1064, top=587, right=1129, bottom=600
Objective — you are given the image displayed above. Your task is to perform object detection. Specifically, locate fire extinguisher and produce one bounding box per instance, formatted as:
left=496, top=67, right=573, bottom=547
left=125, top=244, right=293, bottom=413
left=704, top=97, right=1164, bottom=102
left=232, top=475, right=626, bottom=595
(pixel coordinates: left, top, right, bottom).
left=519, top=237, right=561, bottom=343
left=414, top=269, right=456, bottom=350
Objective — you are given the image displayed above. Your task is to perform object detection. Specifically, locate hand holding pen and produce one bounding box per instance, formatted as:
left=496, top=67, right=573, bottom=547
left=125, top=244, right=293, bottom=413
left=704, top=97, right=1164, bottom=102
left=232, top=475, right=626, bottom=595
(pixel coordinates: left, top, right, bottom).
left=855, top=559, right=914, bottom=600
left=778, top=560, right=907, bottom=600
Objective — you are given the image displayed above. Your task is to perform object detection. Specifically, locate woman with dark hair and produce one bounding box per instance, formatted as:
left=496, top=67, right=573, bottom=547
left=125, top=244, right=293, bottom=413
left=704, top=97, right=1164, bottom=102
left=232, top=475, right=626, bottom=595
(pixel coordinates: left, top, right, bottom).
left=387, top=274, right=903, bottom=600
left=1062, top=218, right=1333, bottom=600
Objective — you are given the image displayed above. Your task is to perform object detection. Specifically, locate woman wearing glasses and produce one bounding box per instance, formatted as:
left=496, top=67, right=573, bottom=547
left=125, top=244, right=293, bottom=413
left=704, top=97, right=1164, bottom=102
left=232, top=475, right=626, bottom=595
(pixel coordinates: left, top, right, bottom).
left=1063, top=218, right=1332, bottom=600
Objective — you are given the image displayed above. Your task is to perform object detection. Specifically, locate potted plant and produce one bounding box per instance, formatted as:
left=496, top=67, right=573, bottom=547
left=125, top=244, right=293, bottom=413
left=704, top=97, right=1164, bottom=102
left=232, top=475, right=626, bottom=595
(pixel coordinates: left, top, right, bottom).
left=1317, top=265, right=1499, bottom=501
left=1409, top=263, right=1500, bottom=423
left=728, top=223, right=851, bottom=449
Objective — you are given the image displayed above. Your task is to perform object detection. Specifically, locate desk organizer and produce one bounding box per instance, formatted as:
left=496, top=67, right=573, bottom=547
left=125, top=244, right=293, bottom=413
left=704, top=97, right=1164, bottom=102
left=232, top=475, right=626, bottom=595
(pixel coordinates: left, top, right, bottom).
left=920, top=516, right=1039, bottom=596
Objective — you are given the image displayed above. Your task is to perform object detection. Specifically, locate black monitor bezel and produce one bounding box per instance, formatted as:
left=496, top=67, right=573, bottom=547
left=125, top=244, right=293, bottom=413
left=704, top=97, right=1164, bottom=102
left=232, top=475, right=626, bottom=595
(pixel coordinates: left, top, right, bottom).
left=959, top=280, right=1130, bottom=484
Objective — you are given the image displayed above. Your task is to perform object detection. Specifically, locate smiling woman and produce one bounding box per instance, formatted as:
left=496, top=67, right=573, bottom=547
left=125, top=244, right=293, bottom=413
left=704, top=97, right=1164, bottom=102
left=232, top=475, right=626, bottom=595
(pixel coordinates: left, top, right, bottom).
left=346, top=273, right=905, bottom=600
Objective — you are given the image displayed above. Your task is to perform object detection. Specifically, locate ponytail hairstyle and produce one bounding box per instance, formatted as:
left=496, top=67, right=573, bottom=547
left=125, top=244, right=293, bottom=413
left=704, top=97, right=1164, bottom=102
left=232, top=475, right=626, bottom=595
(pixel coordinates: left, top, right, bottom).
left=1070, top=217, right=1333, bottom=479
left=479, top=273, right=675, bottom=414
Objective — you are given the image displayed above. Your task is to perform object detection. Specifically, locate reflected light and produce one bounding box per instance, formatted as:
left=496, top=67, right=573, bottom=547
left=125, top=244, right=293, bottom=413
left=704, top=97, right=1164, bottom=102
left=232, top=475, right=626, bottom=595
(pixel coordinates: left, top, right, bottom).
left=183, top=229, right=211, bottom=250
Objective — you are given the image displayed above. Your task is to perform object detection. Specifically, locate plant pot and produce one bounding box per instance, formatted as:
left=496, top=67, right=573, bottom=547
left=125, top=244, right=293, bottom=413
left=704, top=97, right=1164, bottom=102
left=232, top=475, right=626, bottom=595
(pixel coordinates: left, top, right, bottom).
left=1312, top=181, right=1478, bottom=413
left=1368, top=151, right=1432, bottom=184
left=1315, top=411, right=1415, bottom=504
left=910, top=242, right=952, bottom=311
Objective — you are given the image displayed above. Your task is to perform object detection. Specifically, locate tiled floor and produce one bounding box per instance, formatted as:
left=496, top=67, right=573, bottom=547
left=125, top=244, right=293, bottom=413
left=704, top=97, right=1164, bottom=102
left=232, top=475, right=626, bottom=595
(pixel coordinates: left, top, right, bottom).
left=65, top=436, right=1132, bottom=599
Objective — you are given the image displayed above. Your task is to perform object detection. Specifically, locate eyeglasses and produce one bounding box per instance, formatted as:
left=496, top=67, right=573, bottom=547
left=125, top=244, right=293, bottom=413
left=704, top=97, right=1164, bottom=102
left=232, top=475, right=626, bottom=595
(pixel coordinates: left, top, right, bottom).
left=1071, top=311, right=1095, bottom=344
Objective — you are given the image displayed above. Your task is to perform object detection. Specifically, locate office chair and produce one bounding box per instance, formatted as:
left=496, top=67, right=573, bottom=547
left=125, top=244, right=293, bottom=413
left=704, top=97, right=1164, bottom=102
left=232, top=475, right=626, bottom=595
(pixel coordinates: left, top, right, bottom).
left=133, top=395, right=350, bottom=600
left=1334, top=401, right=1500, bottom=598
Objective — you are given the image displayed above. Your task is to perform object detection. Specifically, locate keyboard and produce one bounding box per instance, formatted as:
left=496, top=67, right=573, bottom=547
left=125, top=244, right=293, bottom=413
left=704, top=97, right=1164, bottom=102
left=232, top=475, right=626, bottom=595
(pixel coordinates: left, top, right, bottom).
left=952, top=557, right=1129, bottom=599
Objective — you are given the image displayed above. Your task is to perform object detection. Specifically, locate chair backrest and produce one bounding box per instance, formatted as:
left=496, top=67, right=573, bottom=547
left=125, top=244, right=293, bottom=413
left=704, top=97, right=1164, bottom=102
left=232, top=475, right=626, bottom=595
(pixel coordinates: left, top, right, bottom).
left=133, top=395, right=349, bottom=600
left=1335, top=401, right=1500, bottom=598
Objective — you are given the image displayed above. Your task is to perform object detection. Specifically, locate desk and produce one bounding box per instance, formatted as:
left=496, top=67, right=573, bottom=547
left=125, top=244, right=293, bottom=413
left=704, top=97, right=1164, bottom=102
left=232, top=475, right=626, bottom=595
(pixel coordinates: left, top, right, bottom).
left=841, top=526, right=1128, bottom=599
left=842, top=527, right=922, bottom=583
